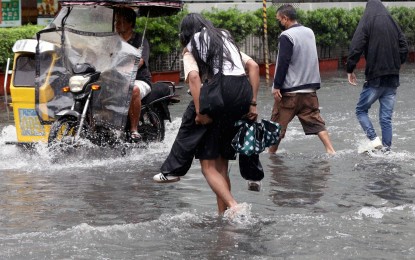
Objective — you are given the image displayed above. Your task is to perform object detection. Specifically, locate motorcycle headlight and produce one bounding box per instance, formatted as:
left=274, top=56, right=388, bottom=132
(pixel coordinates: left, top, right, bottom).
left=69, top=75, right=91, bottom=93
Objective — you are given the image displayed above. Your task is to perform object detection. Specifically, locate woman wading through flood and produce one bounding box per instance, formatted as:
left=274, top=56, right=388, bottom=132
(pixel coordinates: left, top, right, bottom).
left=179, top=13, right=258, bottom=215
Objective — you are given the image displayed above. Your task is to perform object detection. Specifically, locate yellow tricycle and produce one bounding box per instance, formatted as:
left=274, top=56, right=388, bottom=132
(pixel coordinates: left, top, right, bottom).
left=5, top=0, right=183, bottom=151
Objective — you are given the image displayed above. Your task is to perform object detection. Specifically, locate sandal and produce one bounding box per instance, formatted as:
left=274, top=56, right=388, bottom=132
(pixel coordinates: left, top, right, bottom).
left=130, top=131, right=142, bottom=142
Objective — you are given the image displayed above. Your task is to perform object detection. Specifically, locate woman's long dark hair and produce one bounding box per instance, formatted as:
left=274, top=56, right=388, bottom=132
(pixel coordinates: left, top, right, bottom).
left=179, top=13, right=239, bottom=79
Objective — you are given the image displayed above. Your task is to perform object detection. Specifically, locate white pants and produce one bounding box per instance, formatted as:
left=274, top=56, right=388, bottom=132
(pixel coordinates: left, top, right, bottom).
left=135, top=80, right=151, bottom=99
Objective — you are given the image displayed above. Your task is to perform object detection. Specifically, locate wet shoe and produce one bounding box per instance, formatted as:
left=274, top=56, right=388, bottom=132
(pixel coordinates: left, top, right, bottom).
left=153, top=173, right=180, bottom=183
left=247, top=180, right=261, bottom=192
left=370, top=137, right=383, bottom=150
left=359, top=137, right=383, bottom=154
left=381, top=146, right=391, bottom=154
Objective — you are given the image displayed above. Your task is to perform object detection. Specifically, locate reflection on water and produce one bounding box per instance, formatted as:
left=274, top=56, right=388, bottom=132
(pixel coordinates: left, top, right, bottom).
left=268, top=155, right=331, bottom=208
left=1, top=65, right=415, bottom=258
left=0, top=172, right=49, bottom=234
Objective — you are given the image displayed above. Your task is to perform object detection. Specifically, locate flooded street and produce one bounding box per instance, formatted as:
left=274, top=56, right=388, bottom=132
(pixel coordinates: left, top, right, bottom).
left=1, top=65, right=415, bottom=259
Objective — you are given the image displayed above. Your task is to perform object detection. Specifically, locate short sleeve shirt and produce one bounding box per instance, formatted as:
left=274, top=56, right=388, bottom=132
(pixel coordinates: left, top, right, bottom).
left=186, top=31, right=245, bottom=76
left=183, top=51, right=252, bottom=82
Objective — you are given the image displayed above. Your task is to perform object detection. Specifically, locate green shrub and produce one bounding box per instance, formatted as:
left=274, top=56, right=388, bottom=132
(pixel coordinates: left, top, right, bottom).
left=0, top=24, right=43, bottom=71
left=253, top=6, right=307, bottom=53
left=251, top=6, right=364, bottom=59
left=138, top=7, right=259, bottom=70
left=5, top=6, right=413, bottom=72
left=305, top=8, right=343, bottom=58
left=136, top=9, right=188, bottom=69
left=342, top=7, right=364, bottom=45
left=253, top=6, right=279, bottom=55
left=202, top=7, right=261, bottom=45
left=390, top=6, right=415, bottom=48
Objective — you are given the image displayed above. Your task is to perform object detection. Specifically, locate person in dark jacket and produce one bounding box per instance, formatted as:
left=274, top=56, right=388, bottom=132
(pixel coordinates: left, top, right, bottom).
left=346, top=0, right=408, bottom=153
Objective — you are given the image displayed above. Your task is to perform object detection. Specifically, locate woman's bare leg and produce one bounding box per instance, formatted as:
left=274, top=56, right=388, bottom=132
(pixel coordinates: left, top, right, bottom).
left=201, top=158, right=237, bottom=214
left=214, top=157, right=231, bottom=213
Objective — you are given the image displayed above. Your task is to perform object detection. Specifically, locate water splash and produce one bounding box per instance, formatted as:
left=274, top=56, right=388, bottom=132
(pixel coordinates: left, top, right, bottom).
left=356, top=138, right=375, bottom=154
left=0, top=117, right=183, bottom=172
left=355, top=204, right=415, bottom=220
left=154, top=211, right=210, bottom=235
left=223, top=202, right=253, bottom=226
left=0, top=125, right=17, bottom=143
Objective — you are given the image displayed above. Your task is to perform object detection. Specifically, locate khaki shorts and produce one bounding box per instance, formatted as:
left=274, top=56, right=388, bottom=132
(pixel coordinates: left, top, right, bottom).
left=134, top=80, right=151, bottom=99
left=271, top=92, right=326, bottom=139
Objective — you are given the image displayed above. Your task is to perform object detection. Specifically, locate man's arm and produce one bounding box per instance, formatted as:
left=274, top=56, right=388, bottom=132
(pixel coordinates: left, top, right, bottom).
left=346, top=20, right=368, bottom=86
left=273, top=35, right=293, bottom=90
left=273, top=35, right=293, bottom=99
left=346, top=21, right=367, bottom=74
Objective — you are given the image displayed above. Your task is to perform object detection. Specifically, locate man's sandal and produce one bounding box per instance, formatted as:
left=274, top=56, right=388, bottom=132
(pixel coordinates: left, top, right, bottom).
left=130, top=131, right=142, bottom=142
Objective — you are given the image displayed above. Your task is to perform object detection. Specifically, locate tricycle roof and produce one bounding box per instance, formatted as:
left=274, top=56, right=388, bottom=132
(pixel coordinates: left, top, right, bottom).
left=59, top=0, right=183, bottom=8
left=59, top=0, right=183, bottom=16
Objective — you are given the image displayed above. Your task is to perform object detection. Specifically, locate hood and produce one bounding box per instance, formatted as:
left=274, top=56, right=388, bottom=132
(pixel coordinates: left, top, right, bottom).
left=363, top=0, right=390, bottom=19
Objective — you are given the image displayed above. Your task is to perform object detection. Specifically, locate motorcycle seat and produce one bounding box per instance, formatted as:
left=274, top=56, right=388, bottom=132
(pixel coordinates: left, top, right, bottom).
left=141, top=81, right=172, bottom=105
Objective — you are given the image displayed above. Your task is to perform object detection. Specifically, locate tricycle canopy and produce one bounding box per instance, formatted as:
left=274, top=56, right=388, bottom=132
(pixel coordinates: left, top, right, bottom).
left=59, top=0, right=183, bottom=17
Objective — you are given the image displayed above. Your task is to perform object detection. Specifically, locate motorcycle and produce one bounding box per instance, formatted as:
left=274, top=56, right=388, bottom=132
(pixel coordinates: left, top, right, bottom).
left=7, top=0, right=183, bottom=153
left=47, top=63, right=178, bottom=149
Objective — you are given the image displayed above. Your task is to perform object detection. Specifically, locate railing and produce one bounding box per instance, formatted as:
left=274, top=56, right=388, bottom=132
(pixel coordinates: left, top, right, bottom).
left=3, top=58, right=12, bottom=120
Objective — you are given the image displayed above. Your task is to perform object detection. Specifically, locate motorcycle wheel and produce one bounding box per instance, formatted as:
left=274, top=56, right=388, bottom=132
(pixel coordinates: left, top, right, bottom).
left=48, top=116, right=86, bottom=147
left=139, top=109, right=165, bottom=142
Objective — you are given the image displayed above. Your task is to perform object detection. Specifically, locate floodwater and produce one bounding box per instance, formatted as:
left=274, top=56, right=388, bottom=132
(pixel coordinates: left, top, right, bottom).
left=0, top=64, right=415, bottom=259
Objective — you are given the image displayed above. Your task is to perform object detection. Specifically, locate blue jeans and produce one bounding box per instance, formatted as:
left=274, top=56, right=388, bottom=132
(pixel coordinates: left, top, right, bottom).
left=355, top=84, right=397, bottom=148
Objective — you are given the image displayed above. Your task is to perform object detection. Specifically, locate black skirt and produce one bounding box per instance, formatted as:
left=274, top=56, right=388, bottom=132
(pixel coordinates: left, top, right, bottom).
left=195, top=75, right=253, bottom=160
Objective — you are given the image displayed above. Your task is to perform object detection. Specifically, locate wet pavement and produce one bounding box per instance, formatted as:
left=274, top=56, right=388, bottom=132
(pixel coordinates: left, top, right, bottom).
left=0, top=65, right=415, bottom=259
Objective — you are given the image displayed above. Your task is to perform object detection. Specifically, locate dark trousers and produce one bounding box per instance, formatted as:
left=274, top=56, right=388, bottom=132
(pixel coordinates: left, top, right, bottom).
left=239, top=154, right=264, bottom=181
left=160, top=101, right=206, bottom=176
left=160, top=101, right=264, bottom=181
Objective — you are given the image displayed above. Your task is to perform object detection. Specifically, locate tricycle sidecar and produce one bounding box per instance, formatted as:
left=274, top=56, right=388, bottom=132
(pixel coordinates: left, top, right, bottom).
left=6, top=39, right=61, bottom=145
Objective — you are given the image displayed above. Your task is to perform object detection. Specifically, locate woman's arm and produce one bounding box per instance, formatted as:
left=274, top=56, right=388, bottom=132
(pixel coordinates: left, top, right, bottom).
left=240, top=52, right=259, bottom=121
left=183, top=50, right=212, bottom=125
